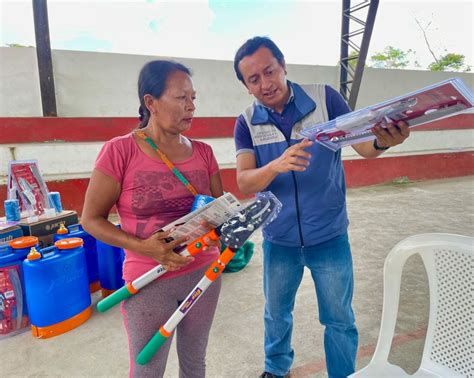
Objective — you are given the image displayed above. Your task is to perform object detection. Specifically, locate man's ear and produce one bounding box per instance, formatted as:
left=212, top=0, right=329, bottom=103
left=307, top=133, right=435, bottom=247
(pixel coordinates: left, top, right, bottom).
left=282, top=59, right=287, bottom=75
left=241, top=81, right=251, bottom=94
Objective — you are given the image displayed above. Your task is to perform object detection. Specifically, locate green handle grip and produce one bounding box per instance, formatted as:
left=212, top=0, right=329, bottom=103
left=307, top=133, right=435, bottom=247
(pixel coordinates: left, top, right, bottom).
left=96, top=285, right=134, bottom=313
left=136, top=331, right=169, bottom=365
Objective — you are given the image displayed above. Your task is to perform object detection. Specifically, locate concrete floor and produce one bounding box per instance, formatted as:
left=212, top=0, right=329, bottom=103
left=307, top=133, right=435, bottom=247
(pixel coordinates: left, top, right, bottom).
left=2, top=177, right=473, bottom=377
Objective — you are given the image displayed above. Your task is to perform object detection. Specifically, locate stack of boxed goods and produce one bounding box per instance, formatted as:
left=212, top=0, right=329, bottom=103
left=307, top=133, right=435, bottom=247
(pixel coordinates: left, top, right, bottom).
left=1, top=160, right=79, bottom=339
left=0, top=160, right=129, bottom=339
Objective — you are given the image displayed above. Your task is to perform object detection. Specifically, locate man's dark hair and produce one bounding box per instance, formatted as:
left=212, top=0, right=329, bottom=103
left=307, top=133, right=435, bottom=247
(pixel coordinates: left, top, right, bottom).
left=233, top=36, right=285, bottom=84
left=137, top=60, right=191, bottom=128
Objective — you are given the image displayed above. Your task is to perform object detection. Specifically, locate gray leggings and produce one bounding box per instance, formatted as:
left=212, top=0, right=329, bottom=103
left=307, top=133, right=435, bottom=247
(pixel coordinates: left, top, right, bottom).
left=121, top=265, right=222, bottom=378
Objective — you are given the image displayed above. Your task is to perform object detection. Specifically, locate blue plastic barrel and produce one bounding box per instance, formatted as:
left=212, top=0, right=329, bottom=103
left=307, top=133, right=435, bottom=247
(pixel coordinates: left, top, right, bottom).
left=96, top=238, right=125, bottom=298
left=22, top=237, right=91, bottom=338
left=54, top=224, right=100, bottom=293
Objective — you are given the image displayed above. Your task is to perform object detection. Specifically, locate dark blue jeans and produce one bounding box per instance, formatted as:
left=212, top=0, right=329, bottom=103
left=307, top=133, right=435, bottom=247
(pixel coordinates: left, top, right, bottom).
left=263, top=233, right=358, bottom=378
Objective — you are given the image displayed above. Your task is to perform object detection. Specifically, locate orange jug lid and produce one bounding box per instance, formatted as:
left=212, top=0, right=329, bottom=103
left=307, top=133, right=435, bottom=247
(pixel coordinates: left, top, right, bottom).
left=54, top=237, right=84, bottom=250
left=9, top=236, right=39, bottom=249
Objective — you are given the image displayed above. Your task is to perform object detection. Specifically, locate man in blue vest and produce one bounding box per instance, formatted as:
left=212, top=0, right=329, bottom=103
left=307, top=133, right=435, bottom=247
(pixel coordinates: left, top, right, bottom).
left=233, top=36, right=410, bottom=378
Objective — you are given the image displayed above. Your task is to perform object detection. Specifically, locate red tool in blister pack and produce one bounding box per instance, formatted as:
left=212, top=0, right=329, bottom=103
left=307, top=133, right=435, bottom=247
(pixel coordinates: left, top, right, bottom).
left=7, top=160, right=50, bottom=216
left=0, top=267, right=22, bottom=335
left=300, top=77, right=474, bottom=151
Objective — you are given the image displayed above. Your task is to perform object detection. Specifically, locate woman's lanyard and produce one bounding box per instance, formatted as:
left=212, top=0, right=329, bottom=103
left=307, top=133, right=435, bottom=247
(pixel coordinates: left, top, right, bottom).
left=135, top=130, right=198, bottom=196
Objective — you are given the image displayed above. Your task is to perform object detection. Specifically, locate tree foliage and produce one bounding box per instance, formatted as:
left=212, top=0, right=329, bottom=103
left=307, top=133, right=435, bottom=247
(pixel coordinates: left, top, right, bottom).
left=415, top=17, right=470, bottom=72
left=369, top=46, right=413, bottom=69
left=348, top=50, right=360, bottom=70
left=367, top=45, right=470, bottom=72
left=428, top=53, right=470, bottom=72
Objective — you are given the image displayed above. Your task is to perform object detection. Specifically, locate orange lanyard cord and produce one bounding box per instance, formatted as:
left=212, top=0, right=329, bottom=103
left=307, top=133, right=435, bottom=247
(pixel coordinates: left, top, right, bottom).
left=136, top=131, right=198, bottom=196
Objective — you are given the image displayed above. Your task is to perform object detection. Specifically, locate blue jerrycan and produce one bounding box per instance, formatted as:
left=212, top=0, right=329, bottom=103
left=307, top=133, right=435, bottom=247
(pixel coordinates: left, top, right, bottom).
left=54, top=223, right=100, bottom=293
left=96, top=237, right=125, bottom=298
left=22, top=237, right=91, bottom=338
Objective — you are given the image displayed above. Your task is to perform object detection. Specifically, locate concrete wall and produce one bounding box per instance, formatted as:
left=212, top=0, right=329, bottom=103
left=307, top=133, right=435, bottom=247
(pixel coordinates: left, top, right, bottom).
left=0, top=48, right=473, bottom=216
left=1, top=47, right=472, bottom=117
left=0, top=47, right=42, bottom=116
left=356, top=68, right=474, bottom=109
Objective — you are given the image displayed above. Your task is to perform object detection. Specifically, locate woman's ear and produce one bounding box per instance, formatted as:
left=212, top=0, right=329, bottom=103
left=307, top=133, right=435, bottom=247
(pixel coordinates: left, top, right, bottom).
left=143, top=94, right=155, bottom=113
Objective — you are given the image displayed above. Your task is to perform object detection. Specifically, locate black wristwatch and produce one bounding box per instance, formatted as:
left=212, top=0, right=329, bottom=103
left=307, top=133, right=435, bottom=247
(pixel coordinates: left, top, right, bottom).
left=373, top=139, right=389, bottom=151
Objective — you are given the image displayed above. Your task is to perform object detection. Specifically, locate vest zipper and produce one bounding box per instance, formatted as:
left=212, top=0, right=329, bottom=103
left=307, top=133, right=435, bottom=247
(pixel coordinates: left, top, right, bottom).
left=291, top=171, right=305, bottom=247
left=273, top=119, right=306, bottom=247
left=284, top=135, right=305, bottom=247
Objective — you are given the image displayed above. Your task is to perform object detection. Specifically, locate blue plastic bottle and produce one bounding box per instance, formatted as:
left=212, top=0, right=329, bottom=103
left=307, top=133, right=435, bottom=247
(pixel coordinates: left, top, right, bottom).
left=22, top=237, right=91, bottom=338
left=54, top=223, right=100, bottom=293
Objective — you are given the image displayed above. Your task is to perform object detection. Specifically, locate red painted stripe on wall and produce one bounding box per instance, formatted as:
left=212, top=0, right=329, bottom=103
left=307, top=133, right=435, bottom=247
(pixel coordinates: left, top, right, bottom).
left=0, top=114, right=472, bottom=143
left=1, top=152, right=472, bottom=217
left=343, top=151, right=474, bottom=187
left=0, top=117, right=236, bottom=143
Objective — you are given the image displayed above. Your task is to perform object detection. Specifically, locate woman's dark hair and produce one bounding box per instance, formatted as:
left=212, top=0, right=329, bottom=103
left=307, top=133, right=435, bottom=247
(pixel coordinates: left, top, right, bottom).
left=137, top=60, right=191, bottom=128
left=233, top=36, right=285, bottom=85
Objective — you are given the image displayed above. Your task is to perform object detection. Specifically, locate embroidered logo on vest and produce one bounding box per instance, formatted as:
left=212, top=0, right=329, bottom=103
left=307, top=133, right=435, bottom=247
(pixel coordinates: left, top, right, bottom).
left=252, top=125, right=286, bottom=146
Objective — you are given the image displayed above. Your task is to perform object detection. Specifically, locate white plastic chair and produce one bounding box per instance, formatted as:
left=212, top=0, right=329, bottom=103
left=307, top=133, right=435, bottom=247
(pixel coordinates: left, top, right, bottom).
left=350, top=233, right=473, bottom=377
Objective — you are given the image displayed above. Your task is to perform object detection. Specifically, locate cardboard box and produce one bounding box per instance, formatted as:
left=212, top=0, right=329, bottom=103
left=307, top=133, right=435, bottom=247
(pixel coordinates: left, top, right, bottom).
left=18, top=210, right=79, bottom=249
left=0, top=225, right=24, bottom=246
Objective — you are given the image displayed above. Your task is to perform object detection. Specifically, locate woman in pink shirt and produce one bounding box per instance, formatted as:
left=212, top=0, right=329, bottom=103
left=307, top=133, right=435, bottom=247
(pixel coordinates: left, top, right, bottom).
left=82, top=60, right=223, bottom=377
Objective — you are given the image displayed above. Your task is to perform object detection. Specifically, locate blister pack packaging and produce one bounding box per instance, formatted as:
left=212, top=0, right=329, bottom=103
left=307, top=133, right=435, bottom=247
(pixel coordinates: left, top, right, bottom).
left=299, top=77, right=474, bottom=151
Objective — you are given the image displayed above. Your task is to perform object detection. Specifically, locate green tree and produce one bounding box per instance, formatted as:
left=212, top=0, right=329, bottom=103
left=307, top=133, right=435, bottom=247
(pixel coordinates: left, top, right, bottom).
left=348, top=50, right=360, bottom=71
left=428, top=53, right=470, bottom=72
left=369, top=46, right=413, bottom=69
left=415, top=18, right=470, bottom=72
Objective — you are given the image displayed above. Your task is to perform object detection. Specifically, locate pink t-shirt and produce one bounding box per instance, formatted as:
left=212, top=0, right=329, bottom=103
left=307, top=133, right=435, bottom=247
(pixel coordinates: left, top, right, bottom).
left=94, top=132, right=220, bottom=282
